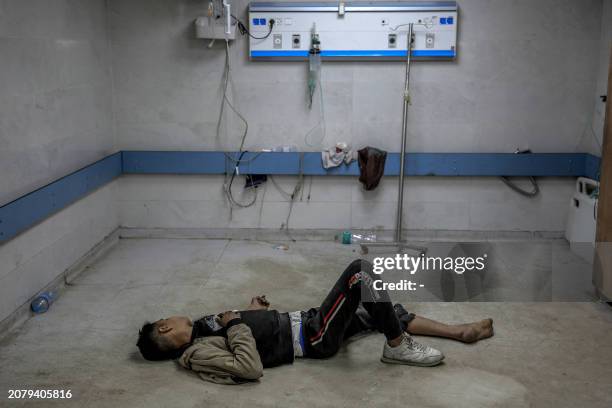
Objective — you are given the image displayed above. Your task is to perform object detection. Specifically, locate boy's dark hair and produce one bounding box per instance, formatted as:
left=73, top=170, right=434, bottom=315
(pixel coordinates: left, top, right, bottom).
left=137, top=322, right=184, bottom=361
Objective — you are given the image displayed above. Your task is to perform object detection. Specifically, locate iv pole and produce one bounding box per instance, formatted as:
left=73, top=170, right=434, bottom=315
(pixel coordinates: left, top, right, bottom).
left=361, top=23, right=427, bottom=256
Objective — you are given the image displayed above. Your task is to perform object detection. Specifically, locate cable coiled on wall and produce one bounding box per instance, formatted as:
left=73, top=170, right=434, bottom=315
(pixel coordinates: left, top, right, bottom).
left=500, top=176, right=540, bottom=197
left=499, top=149, right=540, bottom=197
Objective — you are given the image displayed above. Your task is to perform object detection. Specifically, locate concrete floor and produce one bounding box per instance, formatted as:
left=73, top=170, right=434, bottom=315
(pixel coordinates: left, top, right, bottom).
left=1, top=238, right=612, bottom=407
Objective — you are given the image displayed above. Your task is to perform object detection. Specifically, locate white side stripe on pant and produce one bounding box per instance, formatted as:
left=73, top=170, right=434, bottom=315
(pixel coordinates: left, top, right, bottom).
left=310, top=296, right=346, bottom=346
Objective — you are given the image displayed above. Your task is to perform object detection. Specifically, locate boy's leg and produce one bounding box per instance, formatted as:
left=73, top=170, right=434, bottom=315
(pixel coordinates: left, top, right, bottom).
left=405, top=315, right=494, bottom=343
left=342, top=305, right=379, bottom=341
left=302, top=259, right=403, bottom=358
left=352, top=303, right=494, bottom=344
left=344, top=303, right=415, bottom=338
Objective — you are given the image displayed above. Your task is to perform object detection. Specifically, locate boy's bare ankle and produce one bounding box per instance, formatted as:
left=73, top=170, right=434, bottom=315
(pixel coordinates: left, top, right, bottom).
left=388, top=335, right=403, bottom=348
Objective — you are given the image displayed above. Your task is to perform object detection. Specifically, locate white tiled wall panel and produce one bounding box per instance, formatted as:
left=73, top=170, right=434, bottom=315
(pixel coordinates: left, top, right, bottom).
left=109, top=0, right=605, bottom=233
left=0, top=0, right=118, bottom=322
left=0, top=183, right=118, bottom=322
left=117, top=175, right=575, bottom=232
left=0, top=0, right=116, bottom=206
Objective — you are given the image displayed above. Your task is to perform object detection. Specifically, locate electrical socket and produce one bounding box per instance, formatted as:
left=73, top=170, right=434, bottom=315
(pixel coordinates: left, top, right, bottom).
left=292, top=34, right=301, bottom=48
left=273, top=34, right=282, bottom=49
left=426, top=33, right=435, bottom=48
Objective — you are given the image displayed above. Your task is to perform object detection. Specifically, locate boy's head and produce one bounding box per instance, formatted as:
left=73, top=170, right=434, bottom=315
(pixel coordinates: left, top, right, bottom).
left=137, top=316, right=193, bottom=361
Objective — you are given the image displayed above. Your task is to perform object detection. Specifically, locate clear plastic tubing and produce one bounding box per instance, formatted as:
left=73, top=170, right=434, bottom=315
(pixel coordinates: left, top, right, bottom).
left=308, top=50, right=321, bottom=106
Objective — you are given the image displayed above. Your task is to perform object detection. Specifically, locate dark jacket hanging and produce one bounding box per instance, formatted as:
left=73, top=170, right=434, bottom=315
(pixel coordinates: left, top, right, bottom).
left=357, top=147, right=387, bottom=191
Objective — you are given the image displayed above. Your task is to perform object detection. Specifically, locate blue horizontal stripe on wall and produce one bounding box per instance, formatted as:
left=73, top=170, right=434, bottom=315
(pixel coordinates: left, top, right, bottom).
left=411, top=50, right=455, bottom=57
left=250, top=50, right=455, bottom=58
left=122, top=151, right=227, bottom=175
left=584, top=153, right=602, bottom=181
left=251, top=50, right=309, bottom=57
left=123, top=151, right=592, bottom=177
left=0, top=152, right=122, bottom=243
left=1, top=150, right=601, bottom=244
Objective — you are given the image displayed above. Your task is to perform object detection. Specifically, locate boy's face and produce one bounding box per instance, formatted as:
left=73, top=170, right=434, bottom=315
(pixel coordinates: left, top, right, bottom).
left=155, top=316, right=193, bottom=347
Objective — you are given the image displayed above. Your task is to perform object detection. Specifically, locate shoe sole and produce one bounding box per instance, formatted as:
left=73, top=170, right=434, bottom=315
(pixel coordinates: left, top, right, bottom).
left=380, top=355, right=445, bottom=367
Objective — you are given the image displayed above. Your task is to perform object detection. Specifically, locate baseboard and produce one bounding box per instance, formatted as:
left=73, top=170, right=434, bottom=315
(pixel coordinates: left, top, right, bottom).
left=119, top=227, right=565, bottom=242
left=0, top=228, right=120, bottom=339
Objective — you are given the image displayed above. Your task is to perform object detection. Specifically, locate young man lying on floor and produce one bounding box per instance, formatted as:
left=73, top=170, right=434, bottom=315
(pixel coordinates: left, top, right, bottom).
left=137, top=259, right=494, bottom=384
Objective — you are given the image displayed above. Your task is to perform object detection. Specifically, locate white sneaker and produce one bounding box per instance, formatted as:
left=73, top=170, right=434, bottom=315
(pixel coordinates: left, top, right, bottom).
left=381, top=333, right=444, bottom=367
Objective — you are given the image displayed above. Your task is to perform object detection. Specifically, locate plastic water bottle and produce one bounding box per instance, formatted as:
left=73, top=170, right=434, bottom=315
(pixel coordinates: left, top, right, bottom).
left=31, top=291, right=57, bottom=314
left=339, top=231, right=377, bottom=244
left=351, top=232, right=377, bottom=244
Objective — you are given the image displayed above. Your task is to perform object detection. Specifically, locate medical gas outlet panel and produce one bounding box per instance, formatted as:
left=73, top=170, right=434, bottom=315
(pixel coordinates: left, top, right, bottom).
left=248, top=2, right=458, bottom=60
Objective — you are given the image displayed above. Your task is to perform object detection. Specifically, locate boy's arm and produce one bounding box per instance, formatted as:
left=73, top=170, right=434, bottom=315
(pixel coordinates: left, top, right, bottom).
left=180, top=319, right=263, bottom=382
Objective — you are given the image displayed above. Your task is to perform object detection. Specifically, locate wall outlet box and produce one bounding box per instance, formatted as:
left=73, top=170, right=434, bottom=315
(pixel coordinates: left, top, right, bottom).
left=248, top=1, right=458, bottom=60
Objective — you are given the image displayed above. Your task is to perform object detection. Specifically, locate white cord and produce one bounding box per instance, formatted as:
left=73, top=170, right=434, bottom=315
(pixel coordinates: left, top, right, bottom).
left=224, top=177, right=258, bottom=208
left=217, top=40, right=249, bottom=149
left=217, top=39, right=258, bottom=211
left=216, top=40, right=263, bottom=165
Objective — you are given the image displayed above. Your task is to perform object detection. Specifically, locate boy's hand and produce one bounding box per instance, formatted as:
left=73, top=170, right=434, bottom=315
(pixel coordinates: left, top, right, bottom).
left=217, top=311, right=241, bottom=327
left=248, top=295, right=270, bottom=310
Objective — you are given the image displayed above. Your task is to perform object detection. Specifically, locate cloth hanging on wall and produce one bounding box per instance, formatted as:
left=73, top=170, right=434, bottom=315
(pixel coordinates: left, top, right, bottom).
left=321, top=142, right=356, bottom=169
left=357, top=146, right=387, bottom=191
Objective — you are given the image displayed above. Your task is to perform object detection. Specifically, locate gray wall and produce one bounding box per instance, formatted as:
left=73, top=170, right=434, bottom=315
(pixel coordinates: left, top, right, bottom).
left=0, top=0, right=118, bottom=323
left=0, top=0, right=116, bottom=206
left=588, top=0, right=612, bottom=155
left=117, top=174, right=575, bottom=232
left=0, top=183, right=117, bottom=323
left=110, top=0, right=601, bottom=153
left=110, top=0, right=602, bottom=233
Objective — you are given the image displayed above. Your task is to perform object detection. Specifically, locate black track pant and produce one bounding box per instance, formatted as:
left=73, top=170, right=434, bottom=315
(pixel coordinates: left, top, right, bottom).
left=302, top=259, right=413, bottom=359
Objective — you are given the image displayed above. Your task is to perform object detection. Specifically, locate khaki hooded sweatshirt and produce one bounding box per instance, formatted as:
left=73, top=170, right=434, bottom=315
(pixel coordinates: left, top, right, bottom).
left=179, top=322, right=264, bottom=385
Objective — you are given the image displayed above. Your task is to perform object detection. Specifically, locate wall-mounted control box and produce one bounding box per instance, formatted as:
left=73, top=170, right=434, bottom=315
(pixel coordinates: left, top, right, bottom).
left=248, top=1, right=458, bottom=60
